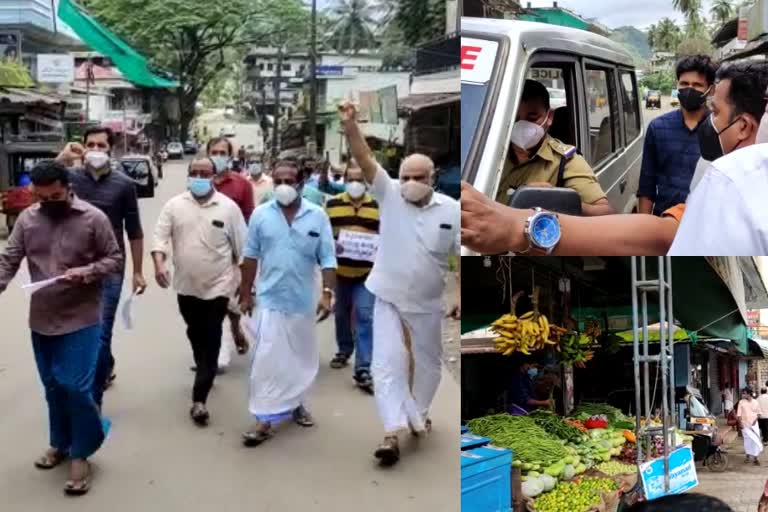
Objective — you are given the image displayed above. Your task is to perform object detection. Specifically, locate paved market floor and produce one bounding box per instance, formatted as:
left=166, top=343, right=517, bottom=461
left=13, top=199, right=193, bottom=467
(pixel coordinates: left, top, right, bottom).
left=0, top=148, right=460, bottom=511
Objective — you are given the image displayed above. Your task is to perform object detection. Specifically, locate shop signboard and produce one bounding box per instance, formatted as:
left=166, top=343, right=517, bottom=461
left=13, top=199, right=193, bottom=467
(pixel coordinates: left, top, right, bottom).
left=316, top=65, right=343, bottom=77
left=747, top=309, right=760, bottom=327
left=639, top=446, right=698, bottom=500
left=37, top=54, right=75, bottom=83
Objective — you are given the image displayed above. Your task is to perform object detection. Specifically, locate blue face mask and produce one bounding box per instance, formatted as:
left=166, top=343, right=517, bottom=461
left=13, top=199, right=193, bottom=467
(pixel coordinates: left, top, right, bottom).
left=211, top=156, right=230, bottom=174
left=527, top=368, right=539, bottom=379
left=188, top=177, right=212, bottom=197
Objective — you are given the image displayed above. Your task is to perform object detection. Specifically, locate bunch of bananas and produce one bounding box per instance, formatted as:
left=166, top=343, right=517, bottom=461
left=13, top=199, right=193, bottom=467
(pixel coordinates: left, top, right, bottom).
left=585, top=320, right=603, bottom=339
left=491, top=311, right=557, bottom=355
left=558, top=332, right=595, bottom=368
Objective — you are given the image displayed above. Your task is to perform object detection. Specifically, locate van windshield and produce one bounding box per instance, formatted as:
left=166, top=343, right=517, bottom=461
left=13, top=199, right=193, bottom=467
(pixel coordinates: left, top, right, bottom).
left=461, top=83, right=489, bottom=172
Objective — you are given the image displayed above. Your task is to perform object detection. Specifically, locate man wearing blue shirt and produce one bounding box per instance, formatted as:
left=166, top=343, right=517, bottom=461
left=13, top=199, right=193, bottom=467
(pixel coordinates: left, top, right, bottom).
left=638, top=55, right=717, bottom=216
left=238, top=160, right=337, bottom=446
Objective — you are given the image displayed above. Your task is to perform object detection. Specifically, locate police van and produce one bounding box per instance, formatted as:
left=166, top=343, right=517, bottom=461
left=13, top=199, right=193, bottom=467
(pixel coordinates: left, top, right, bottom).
left=462, top=18, right=644, bottom=214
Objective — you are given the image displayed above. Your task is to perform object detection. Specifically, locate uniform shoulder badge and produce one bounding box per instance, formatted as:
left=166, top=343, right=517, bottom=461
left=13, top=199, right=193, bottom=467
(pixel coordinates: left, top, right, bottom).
left=549, top=137, right=577, bottom=160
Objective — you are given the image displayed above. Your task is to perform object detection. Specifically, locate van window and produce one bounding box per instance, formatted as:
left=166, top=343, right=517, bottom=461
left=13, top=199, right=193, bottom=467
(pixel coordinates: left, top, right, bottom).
left=620, top=71, right=641, bottom=143
left=527, top=65, right=576, bottom=147
left=585, top=67, right=615, bottom=164
left=461, top=83, right=489, bottom=170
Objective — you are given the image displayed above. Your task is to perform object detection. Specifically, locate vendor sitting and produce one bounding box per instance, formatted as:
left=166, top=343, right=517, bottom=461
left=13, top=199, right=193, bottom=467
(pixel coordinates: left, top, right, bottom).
left=509, top=361, right=553, bottom=413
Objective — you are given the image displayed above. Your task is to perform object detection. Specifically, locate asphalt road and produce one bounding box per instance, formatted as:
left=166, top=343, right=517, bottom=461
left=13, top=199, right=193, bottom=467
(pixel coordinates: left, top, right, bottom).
left=0, top=155, right=460, bottom=511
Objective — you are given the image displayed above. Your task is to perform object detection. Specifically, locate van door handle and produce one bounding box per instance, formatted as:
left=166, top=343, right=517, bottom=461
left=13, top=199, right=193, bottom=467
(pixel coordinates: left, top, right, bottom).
left=620, top=179, right=628, bottom=194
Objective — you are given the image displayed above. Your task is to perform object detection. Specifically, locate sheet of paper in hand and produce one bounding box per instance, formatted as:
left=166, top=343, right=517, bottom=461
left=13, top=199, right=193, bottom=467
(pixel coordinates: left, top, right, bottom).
left=337, top=229, right=379, bottom=263
left=21, top=275, right=64, bottom=296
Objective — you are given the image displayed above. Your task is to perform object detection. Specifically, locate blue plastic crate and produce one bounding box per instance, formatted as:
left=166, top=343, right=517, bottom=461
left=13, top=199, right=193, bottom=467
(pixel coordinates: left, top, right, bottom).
left=461, top=433, right=490, bottom=451
left=461, top=445, right=512, bottom=512
left=461, top=425, right=469, bottom=434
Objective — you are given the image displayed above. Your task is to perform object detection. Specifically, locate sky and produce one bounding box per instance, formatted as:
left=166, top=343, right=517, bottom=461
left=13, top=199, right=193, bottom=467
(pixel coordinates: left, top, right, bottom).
left=525, top=0, right=717, bottom=30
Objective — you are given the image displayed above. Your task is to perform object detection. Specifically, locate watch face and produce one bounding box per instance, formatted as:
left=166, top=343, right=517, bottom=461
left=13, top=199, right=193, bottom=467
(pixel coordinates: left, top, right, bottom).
left=531, top=213, right=561, bottom=249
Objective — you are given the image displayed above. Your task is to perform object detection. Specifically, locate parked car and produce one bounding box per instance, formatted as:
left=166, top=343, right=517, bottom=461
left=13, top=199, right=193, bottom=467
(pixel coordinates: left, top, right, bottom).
left=670, top=88, right=679, bottom=107
left=646, top=90, right=661, bottom=109
left=183, top=139, right=198, bottom=154
left=221, top=124, right=237, bottom=137
left=119, top=155, right=158, bottom=198
left=461, top=18, right=645, bottom=228
left=167, top=141, right=184, bottom=159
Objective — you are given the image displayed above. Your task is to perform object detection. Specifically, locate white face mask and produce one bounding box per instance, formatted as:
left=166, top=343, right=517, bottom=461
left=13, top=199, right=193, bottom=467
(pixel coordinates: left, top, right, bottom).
left=401, top=180, right=431, bottom=203
left=510, top=116, right=548, bottom=150
left=85, top=151, right=110, bottom=170
left=346, top=181, right=366, bottom=199
left=757, top=113, right=768, bottom=144
left=249, top=163, right=263, bottom=177
left=274, top=184, right=298, bottom=206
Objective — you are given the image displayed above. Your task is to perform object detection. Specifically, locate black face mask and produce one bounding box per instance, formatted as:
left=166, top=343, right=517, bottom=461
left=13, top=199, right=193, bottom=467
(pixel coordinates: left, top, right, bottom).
left=39, top=200, right=71, bottom=217
left=698, top=113, right=743, bottom=162
left=678, top=87, right=708, bottom=112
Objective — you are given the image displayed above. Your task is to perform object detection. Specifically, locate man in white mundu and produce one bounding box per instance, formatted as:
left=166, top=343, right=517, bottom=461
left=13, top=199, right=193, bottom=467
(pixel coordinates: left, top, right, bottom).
left=340, top=101, right=461, bottom=465
left=237, top=161, right=337, bottom=446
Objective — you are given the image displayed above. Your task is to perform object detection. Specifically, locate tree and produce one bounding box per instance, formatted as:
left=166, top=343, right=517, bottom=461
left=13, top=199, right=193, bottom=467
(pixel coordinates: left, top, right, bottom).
left=82, top=0, right=306, bottom=139
left=327, top=0, right=379, bottom=53
left=647, top=23, right=657, bottom=51
left=394, top=0, right=446, bottom=47
left=652, top=18, right=682, bottom=53
left=710, top=0, right=734, bottom=25
left=0, top=59, right=33, bottom=87
left=673, top=0, right=703, bottom=18
left=677, top=37, right=714, bottom=56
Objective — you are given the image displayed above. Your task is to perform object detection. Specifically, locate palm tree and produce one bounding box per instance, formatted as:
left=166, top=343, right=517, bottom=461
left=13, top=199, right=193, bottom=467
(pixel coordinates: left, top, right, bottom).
left=710, top=0, right=734, bottom=25
left=654, top=18, right=682, bottom=52
left=673, top=0, right=703, bottom=18
left=647, top=23, right=658, bottom=51
left=328, top=0, right=379, bottom=54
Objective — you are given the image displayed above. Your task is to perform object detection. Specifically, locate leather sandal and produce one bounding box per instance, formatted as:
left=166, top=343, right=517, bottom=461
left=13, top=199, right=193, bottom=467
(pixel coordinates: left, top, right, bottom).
left=374, top=436, right=400, bottom=466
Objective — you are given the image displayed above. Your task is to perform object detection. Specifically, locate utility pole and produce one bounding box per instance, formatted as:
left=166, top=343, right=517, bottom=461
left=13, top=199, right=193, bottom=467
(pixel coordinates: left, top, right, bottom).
left=85, top=57, right=92, bottom=124
left=122, top=93, right=128, bottom=155
left=309, top=0, right=318, bottom=155
left=272, top=47, right=283, bottom=159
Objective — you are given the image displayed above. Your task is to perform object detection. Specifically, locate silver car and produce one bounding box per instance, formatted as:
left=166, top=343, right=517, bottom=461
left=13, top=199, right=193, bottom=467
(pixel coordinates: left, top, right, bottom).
left=462, top=19, right=644, bottom=214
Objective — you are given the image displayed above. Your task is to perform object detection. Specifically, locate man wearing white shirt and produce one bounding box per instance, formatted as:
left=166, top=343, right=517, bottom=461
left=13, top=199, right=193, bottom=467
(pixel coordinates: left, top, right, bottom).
left=340, top=101, right=460, bottom=466
left=152, top=158, right=247, bottom=426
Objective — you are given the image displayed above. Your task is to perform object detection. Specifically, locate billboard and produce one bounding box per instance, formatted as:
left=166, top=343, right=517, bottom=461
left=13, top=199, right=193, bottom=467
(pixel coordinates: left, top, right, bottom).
left=37, top=54, right=75, bottom=83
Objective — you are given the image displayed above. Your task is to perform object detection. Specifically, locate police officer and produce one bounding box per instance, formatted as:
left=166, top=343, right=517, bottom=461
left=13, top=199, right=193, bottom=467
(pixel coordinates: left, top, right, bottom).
left=496, top=80, right=614, bottom=217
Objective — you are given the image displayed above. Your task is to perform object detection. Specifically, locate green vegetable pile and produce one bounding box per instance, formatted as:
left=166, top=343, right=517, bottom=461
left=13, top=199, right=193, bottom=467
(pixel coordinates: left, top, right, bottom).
left=529, top=410, right=587, bottom=444
left=467, top=414, right=566, bottom=466
left=574, top=403, right=629, bottom=425
left=595, top=460, right=636, bottom=476
left=532, top=477, right=617, bottom=512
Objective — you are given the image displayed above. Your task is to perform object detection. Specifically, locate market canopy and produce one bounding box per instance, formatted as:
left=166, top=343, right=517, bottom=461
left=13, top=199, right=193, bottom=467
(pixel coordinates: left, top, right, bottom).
left=57, top=0, right=177, bottom=89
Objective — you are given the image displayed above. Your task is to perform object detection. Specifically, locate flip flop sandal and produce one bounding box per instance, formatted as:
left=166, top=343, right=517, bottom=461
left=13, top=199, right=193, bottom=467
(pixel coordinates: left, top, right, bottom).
left=330, top=354, right=350, bottom=369
left=242, top=429, right=273, bottom=447
left=64, top=462, right=91, bottom=496
left=190, top=405, right=210, bottom=426
left=374, top=437, right=400, bottom=466
left=34, top=451, right=66, bottom=470
left=293, top=407, right=315, bottom=427
left=409, top=418, right=432, bottom=437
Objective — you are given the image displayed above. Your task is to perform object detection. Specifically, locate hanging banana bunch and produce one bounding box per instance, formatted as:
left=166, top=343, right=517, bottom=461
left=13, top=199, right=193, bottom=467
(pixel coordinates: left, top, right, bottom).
left=491, top=290, right=563, bottom=356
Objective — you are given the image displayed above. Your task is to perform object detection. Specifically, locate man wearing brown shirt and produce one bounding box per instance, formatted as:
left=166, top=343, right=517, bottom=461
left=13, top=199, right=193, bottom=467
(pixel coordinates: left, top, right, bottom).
left=0, top=161, right=122, bottom=495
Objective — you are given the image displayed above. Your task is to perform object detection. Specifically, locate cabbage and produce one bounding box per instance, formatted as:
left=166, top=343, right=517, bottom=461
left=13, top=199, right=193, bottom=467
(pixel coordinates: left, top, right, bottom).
left=590, top=429, right=608, bottom=439
left=540, top=474, right=557, bottom=491
left=522, top=477, right=545, bottom=498
left=562, top=464, right=576, bottom=480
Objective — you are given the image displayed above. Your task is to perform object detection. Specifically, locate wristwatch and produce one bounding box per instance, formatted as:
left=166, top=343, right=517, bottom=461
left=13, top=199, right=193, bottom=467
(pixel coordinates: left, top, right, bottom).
left=522, top=208, right=562, bottom=255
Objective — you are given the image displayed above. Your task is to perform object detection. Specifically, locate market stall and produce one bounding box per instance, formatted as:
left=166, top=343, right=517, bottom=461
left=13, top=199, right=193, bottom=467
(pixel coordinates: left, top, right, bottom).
left=460, top=257, right=753, bottom=511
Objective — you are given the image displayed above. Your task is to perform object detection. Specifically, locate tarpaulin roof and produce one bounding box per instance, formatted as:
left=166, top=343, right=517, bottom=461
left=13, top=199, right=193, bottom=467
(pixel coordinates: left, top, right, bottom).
left=0, top=87, right=65, bottom=105
left=58, top=0, right=177, bottom=89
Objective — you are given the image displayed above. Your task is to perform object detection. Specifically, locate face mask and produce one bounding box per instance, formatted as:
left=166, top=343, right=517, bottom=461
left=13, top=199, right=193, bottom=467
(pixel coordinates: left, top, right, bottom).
left=401, top=180, right=431, bottom=203
left=249, top=163, right=263, bottom=177
left=678, top=87, right=708, bottom=112
left=188, top=177, right=212, bottom=197
left=274, top=184, right=298, bottom=206
left=527, top=368, right=539, bottom=379
left=85, top=151, right=110, bottom=170
left=39, top=200, right=71, bottom=217
left=346, top=181, right=366, bottom=199
left=757, top=113, right=768, bottom=144
left=211, top=156, right=230, bottom=174
left=510, top=116, right=548, bottom=150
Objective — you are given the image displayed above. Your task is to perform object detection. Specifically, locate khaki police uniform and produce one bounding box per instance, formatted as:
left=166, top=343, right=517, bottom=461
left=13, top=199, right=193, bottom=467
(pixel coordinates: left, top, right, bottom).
left=495, top=135, right=607, bottom=205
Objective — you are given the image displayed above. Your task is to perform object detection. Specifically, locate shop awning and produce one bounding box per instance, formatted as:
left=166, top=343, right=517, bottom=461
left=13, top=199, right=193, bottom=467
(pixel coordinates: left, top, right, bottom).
left=398, top=93, right=459, bottom=114
left=0, top=87, right=66, bottom=105
left=672, top=257, right=749, bottom=355
left=750, top=338, right=768, bottom=359
left=58, top=0, right=177, bottom=89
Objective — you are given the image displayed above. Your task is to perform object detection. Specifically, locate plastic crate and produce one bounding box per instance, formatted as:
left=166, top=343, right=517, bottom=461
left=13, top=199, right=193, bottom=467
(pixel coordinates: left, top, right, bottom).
left=461, top=425, right=469, bottom=434
left=461, top=445, right=512, bottom=512
left=461, top=433, right=490, bottom=451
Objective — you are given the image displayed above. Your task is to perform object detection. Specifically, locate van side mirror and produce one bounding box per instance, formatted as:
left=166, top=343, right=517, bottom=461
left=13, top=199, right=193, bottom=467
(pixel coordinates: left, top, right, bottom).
left=507, top=186, right=583, bottom=216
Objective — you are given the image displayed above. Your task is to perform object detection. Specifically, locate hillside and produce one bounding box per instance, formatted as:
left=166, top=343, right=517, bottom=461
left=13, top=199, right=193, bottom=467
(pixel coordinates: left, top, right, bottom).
left=610, top=25, right=652, bottom=61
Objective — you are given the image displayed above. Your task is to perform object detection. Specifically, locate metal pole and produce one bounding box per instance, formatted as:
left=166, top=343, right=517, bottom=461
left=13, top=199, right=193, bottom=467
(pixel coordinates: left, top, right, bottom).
left=631, top=258, right=644, bottom=466
left=309, top=0, right=318, bottom=150
left=122, top=94, right=128, bottom=155
left=641, top=258, right=651, bottom=461
left=658, top=257, right=670, bottom=493
left=272, top=48, right=282, bottom=159
left=85, top=59, right=91, bottom=124
left=667, top=257, right=676, bottom=446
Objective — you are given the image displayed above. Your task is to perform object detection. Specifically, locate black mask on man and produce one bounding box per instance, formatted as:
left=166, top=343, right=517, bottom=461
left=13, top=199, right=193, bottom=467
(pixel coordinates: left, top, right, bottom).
left=697, top=115, right=722, bottom=161
left=678, top=87, right=708, bottom=112
left=39, top=200, right=71, bottom=217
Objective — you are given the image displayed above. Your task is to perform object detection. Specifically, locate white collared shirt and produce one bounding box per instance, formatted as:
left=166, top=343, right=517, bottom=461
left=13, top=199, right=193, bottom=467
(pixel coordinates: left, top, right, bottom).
left=153, top=191, right=247, bottom=300
left=364, top=165, right=459, bottom=314
left=670, top=143, right=768, bottom=255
